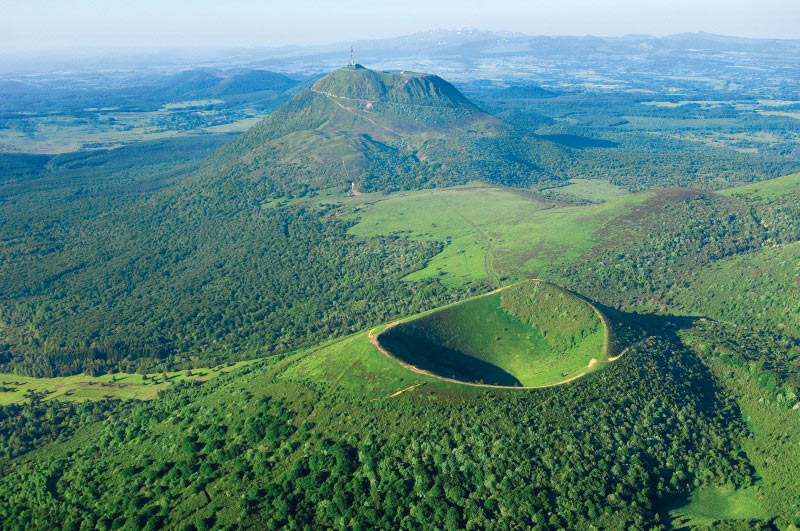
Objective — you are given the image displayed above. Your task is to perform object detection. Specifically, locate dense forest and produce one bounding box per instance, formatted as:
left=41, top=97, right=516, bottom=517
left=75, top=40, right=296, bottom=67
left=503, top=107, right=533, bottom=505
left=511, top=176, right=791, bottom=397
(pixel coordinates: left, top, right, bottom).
left=0, top=135, right=481, bottom=376
left=557, top=188, right=800, bottom=314
left=0, top=330, right=765, bottom=529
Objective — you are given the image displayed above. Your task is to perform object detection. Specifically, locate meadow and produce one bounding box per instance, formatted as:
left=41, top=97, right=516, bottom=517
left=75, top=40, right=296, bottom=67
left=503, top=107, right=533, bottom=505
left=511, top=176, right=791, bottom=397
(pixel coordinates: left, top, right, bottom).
left=0, top=361, right=256, bottom=405
left=718, top=170, right=800, bottom=199
left=540, top=178, right=630, bottom=202
left=666, top=485, right=767, bottom=528
left=347, top=184, right=656, bottom=285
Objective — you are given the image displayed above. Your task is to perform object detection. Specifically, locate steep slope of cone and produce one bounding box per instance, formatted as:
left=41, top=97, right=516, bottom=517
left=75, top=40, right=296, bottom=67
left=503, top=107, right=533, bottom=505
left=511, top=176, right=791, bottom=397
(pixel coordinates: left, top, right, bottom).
left=199, top=65, right=567, bottom=196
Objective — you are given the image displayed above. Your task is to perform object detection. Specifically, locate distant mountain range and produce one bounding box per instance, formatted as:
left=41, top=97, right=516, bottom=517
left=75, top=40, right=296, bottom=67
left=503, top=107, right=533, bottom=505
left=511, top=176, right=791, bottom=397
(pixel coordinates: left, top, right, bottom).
left=0, top=68, right=300, bottom=113
left=144, top=69, right=298, bottom=101
left=3, top=29, right=799, bottom=75
left=275, top=29, right=800, bottom=63
left=4, top=29, right=797, bottom=99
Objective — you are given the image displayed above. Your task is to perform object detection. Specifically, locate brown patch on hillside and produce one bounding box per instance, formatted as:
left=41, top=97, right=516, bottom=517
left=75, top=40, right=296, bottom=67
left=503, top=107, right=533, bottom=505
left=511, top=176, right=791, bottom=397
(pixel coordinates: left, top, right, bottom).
left=595, top=187, right=703, bottom=244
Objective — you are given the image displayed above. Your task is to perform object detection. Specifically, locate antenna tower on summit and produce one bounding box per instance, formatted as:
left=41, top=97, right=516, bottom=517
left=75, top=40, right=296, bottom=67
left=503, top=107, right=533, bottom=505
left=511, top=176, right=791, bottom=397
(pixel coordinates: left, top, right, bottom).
left=349, top=45, right=355, bottom=67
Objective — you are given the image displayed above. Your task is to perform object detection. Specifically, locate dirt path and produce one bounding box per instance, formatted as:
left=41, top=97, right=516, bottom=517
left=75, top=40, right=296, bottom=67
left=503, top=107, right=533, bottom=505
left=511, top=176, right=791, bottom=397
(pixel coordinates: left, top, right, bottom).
left=310, top=88, right=402, bottom=136
left=386, top=382, right=425, bottom=398
left=309, top=86, right=462, bottom=110
left=608, top=335, right=653, bottom=362
left=368, top=281, right=645, bottom=390
left=438, top=195, right=501, bottom=288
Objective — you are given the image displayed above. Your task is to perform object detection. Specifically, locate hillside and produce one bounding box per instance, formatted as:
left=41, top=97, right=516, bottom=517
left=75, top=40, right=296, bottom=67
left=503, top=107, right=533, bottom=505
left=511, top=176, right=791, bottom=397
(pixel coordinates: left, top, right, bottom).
left=202, top=65, right=567, bottom=196
left=311, top=66, right=474, bottom=107
left=0, top=69, right=299, bottom=114
left=2, top=21, right=800, bottom=530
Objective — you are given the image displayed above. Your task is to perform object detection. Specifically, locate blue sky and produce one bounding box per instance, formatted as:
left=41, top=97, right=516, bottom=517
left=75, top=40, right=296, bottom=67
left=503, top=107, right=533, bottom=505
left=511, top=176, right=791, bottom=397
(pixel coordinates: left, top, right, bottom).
left=3, top=0, right=799, bottom=51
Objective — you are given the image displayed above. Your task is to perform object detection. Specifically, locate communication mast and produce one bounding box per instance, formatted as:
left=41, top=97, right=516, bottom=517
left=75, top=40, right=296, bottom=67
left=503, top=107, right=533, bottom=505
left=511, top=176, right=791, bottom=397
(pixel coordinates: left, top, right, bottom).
left=349, top=45, right=355, bottom=67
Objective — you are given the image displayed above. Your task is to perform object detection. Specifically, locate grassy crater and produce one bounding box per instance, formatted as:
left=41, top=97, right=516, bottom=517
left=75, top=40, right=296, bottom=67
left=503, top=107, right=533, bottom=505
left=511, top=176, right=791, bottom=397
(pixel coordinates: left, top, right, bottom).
left=377, top=280, right=610, bottom=387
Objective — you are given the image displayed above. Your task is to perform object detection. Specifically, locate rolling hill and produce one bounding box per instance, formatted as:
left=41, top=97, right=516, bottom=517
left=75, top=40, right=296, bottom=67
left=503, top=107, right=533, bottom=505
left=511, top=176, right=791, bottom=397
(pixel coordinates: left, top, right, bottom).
left=0, top=290, right=757, bottom=529
left=0, top=68, right=300, bottom=114
left=153, top=69, right=299, bottom=100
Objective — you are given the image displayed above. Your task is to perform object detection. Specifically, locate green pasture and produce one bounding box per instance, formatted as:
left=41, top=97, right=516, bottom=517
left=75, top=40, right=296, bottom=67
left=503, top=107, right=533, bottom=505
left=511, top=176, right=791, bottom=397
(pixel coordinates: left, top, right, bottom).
left=348, top=184, right=655, bottom=285
left=544, top=178, right=630, bottom=202
left=718, top=171, right=800, bottom=199
left=277, top=333, right=439, bottom=401
left=0, top=360, right=256, bottom=405
left=667, top=485, right=768, bottom=529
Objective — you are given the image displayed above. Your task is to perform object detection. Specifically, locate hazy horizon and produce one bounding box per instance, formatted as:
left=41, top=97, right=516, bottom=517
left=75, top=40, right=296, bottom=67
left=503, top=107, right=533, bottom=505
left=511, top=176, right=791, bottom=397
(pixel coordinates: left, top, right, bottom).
left=2, top=0, right=799, bottom=54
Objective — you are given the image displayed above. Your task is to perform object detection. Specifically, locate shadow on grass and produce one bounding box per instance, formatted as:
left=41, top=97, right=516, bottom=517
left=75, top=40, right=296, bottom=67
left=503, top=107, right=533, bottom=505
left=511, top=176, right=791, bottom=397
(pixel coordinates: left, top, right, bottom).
left=378, top=331, right=523, bottom=386
left=591, top=301, right=705, bottom=352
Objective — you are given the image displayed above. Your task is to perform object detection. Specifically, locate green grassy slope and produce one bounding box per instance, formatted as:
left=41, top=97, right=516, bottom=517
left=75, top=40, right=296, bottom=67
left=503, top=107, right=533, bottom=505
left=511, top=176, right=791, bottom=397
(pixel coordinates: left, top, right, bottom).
left=718, top=171, right=800, bottom=199
left=543, top=178, right=631, bottom=202
left=675, top=242, right=800, bottom=337
left=667, top=485, right=768, bottom=529
left=347, top=185, right=526, bottom=284
left=348, top=184, right=657, bottom=285
left=501, top=281, right=603, bottom=352
left=377, top=281, right=606, bottom=387
left=311, top=66, right=475, bottom=108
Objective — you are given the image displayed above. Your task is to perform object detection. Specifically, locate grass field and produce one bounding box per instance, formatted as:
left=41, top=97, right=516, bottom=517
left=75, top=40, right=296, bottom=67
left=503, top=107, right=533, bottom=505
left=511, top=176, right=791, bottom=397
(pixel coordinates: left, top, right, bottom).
left=667, top=485, right=768, bottom=528
left=376, top=281, right=606, bottom=387
left=0, top=360, right=256, bottom=405
left=278, top=332, right=441, bottom=400
left=718, top=171, right=800, bottom=199
left=348, top=184, right=655, bottom=285
left=347, top=185, right=530, bottom=285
